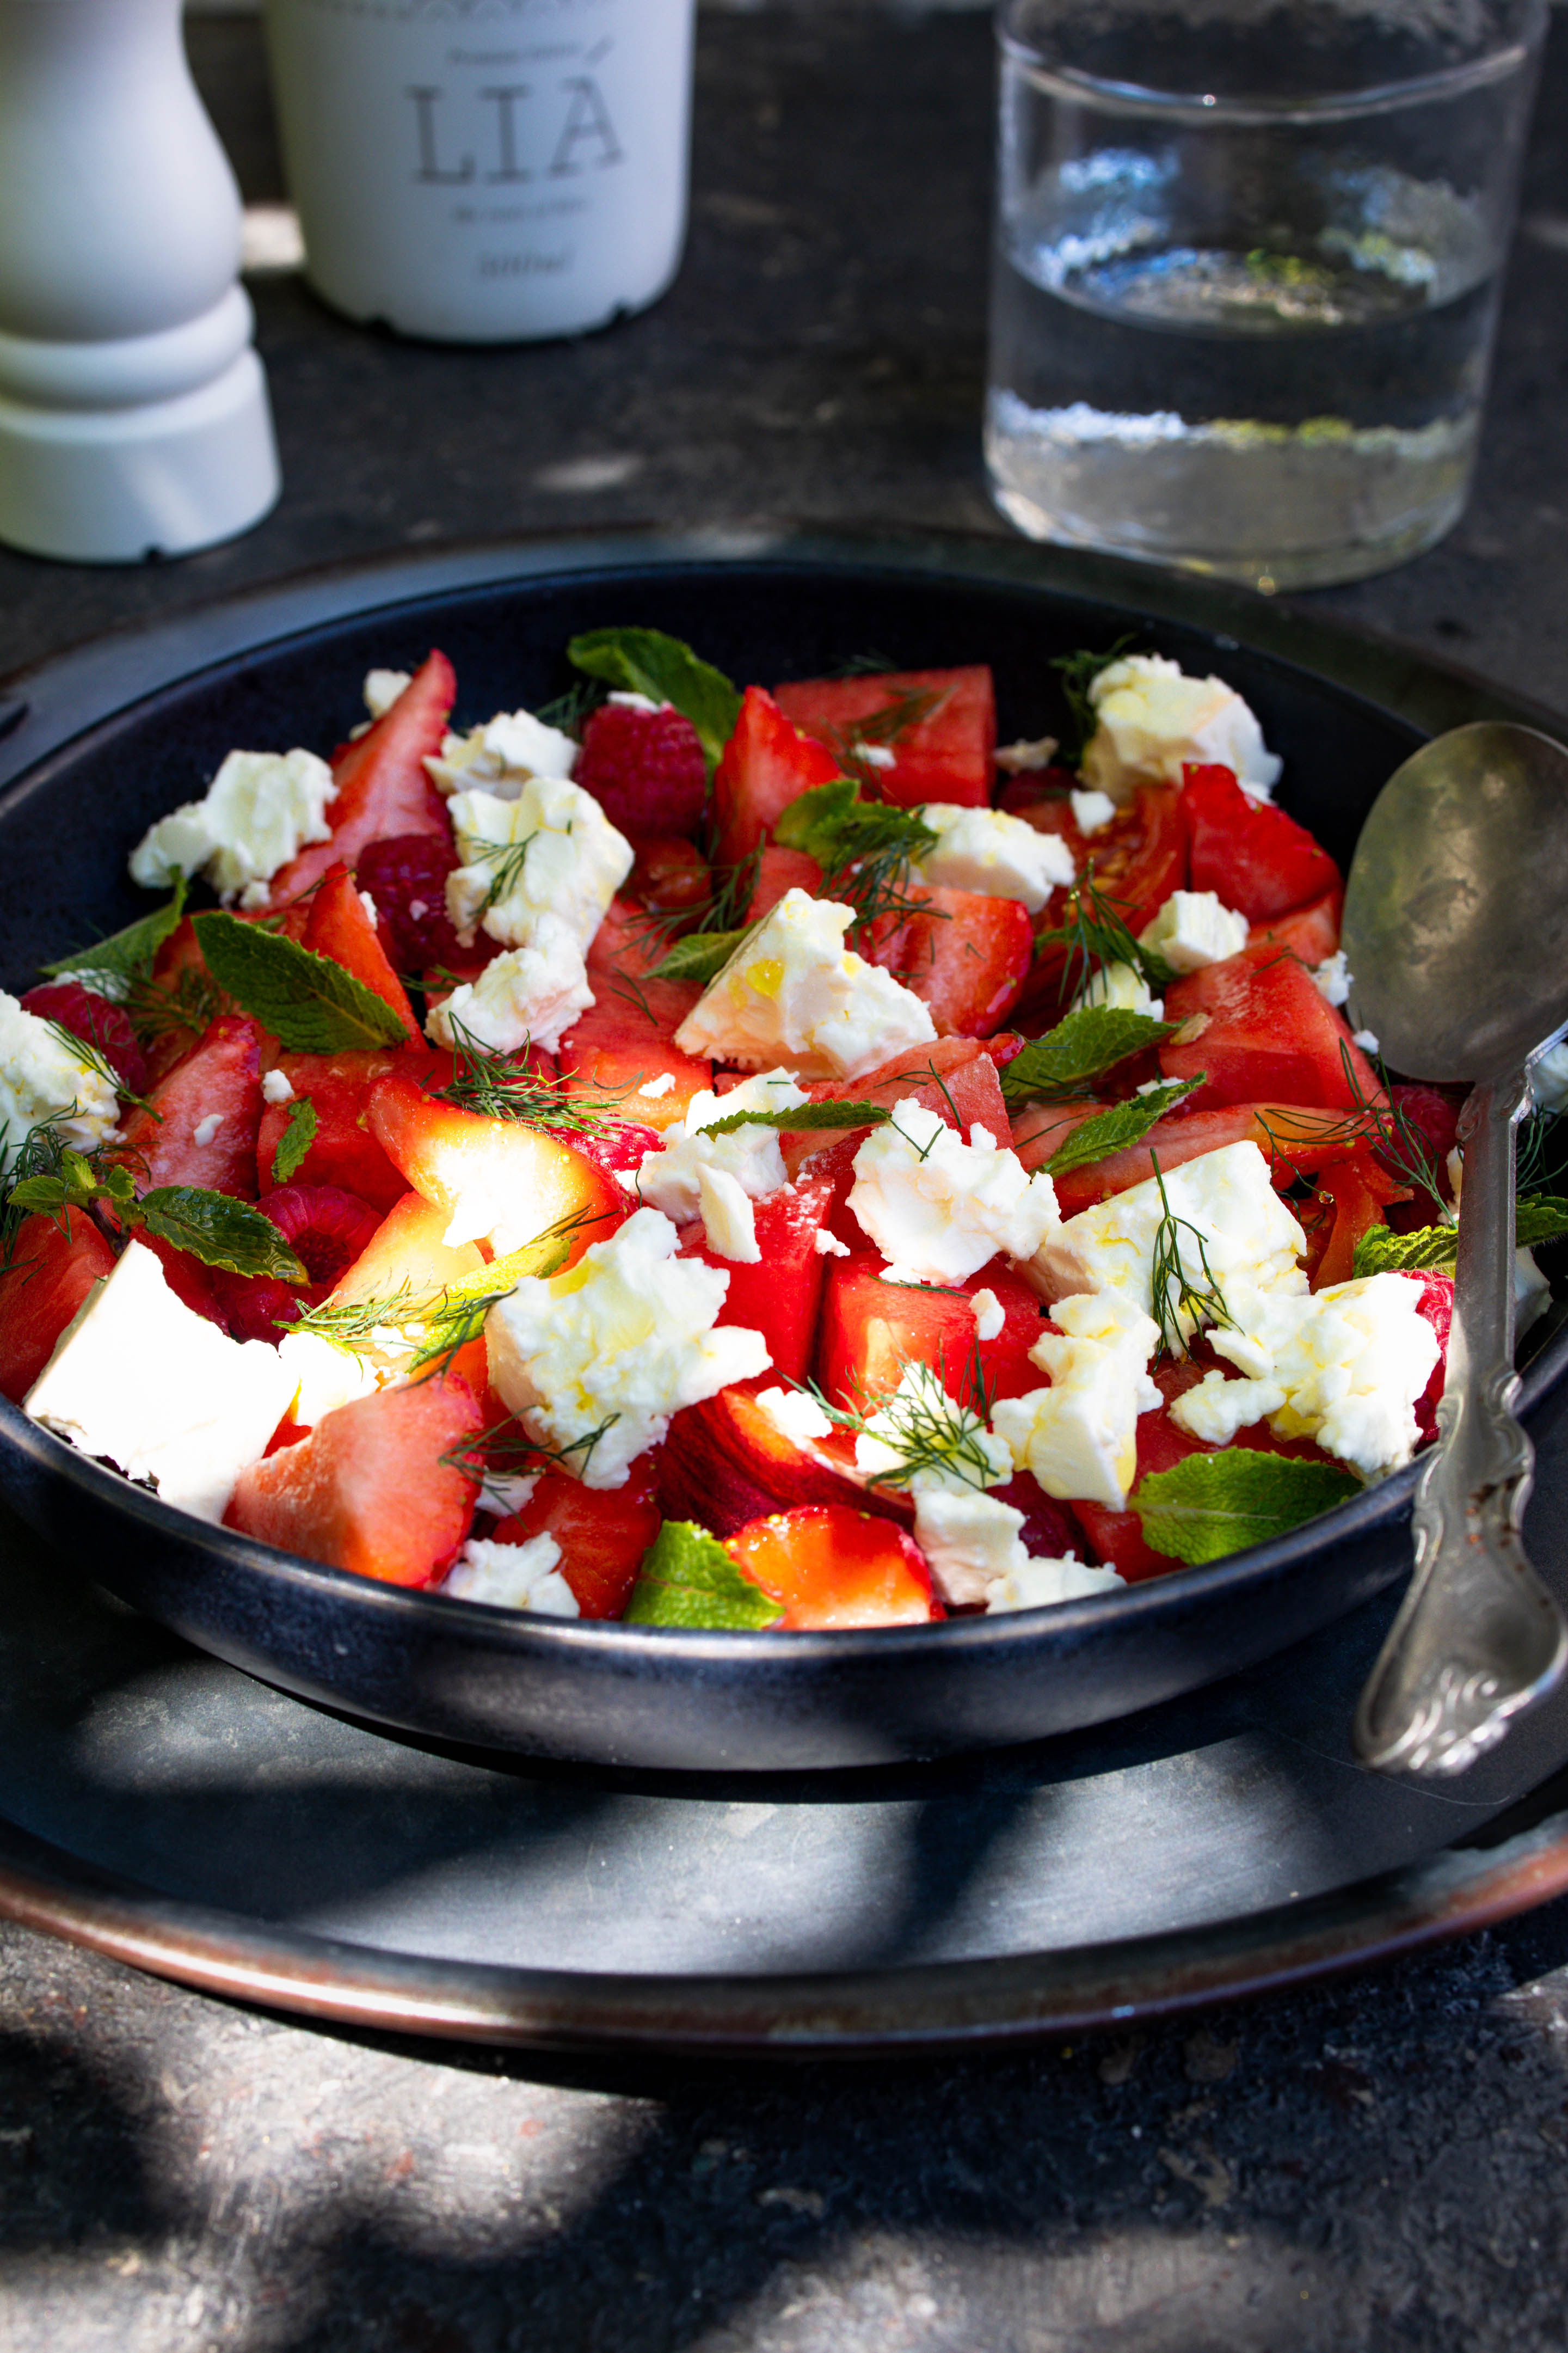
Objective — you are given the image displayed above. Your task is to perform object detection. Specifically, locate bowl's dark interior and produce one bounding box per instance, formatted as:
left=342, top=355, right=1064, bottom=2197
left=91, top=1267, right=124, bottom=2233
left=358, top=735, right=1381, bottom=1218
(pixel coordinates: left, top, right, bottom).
left=0, top=559, right=1418, bottom=988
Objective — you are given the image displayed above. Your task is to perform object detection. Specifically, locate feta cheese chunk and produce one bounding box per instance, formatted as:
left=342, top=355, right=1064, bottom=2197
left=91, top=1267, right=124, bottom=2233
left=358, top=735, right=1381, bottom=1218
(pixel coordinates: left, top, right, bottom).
left=1080, top=653, right=1282, bottom=805
left=697, top=1164, right=760, bottom=1262
left=971, top=1286, right=1005, bottom=1342
left=261, top=1067, right=295, bottom=1106
left=986, top=1552, right=1126, bottom=1612
left=445, top=775, right=633, bottom=956
left=1138, top=890, right=1249, bottom=975
left=636, top=1070, right=677, bottom=1101
left=1209, top=1271, right=1441, bottom=1477
left=425, top=706, right=580, bottom=799
left=992, top=1290, right=1162, bottom=1509
left=674, top=888, right=936, bottom=1081
left=0, top=990, right=121, bottom=1157
left=484, top=1207, right=771, bottom=1489
left=442, top=1533, right=580, bottom=1617
left=1071, top=959, right=1164, bottom=1022
left=814, top=1227, right=850, bottom=1257
left=276, top=1327, right=382, bottom=1429
left=755, top=1383, right=836, bottom=1448
left=1311, top=950, right=1352, bottom=1008
left=852, top=1363, right=1012, bottom=1496
left=912, top=803, right=1075, bottom=909
left=1169, top=1370, right=1289, bottom=1447
left=362, top=667, right=411, bottom=720
left=913, top=1485, right=1032, bottom=1607
left=26, top=1240, right=295, bottom=1523
left=635, top=1067, right=808, bottom=1224
left=1070, top=788, right=1117, bottom=835
left=1029, top=1140, right=1306, bottom=1349
left=425, top=917, right=594, bottom=1056
left=848, top=1098, right=1060, bottom=1284
left=130, top=748, right=339, bottom=909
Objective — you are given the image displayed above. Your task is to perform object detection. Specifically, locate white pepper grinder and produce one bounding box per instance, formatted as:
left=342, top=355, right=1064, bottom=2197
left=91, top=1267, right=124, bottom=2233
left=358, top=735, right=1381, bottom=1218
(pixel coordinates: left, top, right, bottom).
left=0, top=0, right=280, bottom=563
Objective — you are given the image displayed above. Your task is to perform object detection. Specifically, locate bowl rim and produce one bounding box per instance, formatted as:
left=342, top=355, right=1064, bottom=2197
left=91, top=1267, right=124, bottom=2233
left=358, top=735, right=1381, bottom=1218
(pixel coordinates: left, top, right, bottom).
left=4, top=521, right=1567, bottom=1665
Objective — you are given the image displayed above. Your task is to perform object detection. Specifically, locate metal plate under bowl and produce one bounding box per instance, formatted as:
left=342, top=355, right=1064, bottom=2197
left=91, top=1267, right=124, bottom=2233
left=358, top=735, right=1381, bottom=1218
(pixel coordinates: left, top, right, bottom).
left=2, top=528, right=1566, bottom=1774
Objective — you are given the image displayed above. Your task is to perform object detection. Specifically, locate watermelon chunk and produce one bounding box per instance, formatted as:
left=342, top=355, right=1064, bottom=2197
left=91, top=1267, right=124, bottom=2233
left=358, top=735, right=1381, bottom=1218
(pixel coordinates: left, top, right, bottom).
left=772, top=666, right=996, bottom=810
left=257, top=1045, right=410, bottom=1206
left=1181, top=764, right=1341, bottom=924
left=0, top=1210, right=116, bottom=1404
left=677, top=1169, right=839, bottom=1384
left=489, top=1463, right=662, bottom=1620
left=557, top=976, right=712, bottom=1133
left=115, top=1013, right=264, bottom=1197
left=816, top=1254, right=1044, bottom=1413
left=711, top=687, right=844, bottom=868
left=1160, top=945, right=1386, bottom=1115
left=860, top=884, right=1032, bottom=1037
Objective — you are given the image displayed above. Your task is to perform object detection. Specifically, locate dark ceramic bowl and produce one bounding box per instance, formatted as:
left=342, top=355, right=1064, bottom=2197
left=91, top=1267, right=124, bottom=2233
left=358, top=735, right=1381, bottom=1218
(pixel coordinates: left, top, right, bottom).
left=2, top=528, right=1565, bottom=1773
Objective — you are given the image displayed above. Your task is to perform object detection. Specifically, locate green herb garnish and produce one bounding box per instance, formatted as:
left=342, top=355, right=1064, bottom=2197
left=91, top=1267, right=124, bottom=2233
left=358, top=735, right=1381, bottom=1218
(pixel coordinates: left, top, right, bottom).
left=1043, top=1077, right=1203, bottom=1177
left=192, top=911, right=409, bottom=1055
left=1133, top=1450, right=1361, bottom=1564
left=623, top=1520, right=784, bottom=1629
left=567, top=628, right=742, bottom=771
left=7, top=1151, right=307, bottom=1283
left=1000, top=1006, right=1177, bottom=1110
left=271, top=1096, right=317, bottom=1184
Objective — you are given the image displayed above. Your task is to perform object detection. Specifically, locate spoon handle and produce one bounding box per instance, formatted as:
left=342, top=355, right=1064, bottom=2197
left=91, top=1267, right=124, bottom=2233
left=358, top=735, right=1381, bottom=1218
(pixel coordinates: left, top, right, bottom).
left=1352, top=1071, right=1568, bottom=1775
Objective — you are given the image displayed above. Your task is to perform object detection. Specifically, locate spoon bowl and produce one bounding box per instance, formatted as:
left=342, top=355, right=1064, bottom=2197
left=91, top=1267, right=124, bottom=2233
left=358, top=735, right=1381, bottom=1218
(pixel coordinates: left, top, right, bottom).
left=1343, top=721, right=1568, bottom=1775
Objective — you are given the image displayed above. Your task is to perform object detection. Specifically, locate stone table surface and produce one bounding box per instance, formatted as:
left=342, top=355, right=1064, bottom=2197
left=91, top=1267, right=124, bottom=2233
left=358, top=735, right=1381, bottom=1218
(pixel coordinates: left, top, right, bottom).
left=4, top=9, right=1568, bottom=2349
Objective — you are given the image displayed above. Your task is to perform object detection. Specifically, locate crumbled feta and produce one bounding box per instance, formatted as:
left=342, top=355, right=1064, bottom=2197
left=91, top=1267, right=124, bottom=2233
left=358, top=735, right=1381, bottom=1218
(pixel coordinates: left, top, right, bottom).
left=848, top=1098, right=1060, bottom=1284
left=755, top=1384, right=835, bottom=1447
left=425, top=918, right=595, bottom=1057
left=1071, top=959, right=1164, bottom=1022
left=635, top=1068, right=808, bottom=1224
left=478, top=1468, right=539, bottom=1519
left=129, top=748, right=338, bottom=910
left=814, top=1228, right=850, bottom=1257
left=636, top=1070, right=677, bottom=1100
left=971, top=1286, right=1005, bottom=1342
left=1170, top=1370, right=1289, bottom=1447
left=1311, top=951, right=1352, bottom=1008
left=359, top=889, right=379, bottom=927
left=674, top=888, right=936, bottom=1081
left=425, top=706, right=580, bottom=799
left=484, top=1207, right=771, bottom=1488
left=1080, top=653, right=1283, bottom=804
left=697, top=1164, right=760, bottom=1262
left=912, top=804, right=1075, bottom=910
left=363, top=667, right=411, bottom=720
left=860, top=743, right=897, bottom=773
left=986, top=1553, right=1126, bottom=1612
left=1352, top=1028, right=1380, bottom=1055
left=1070, top=788, right=1117, bottom=835
left=261, top=1067, right=295, bottom=1106
left=193, top=1112, right=224, bottom=1149
left=1209, top=1271, right=1440, bottom=1477
left=276, top=1327, right=382, bottom=1429
left=913, top=1485, right=1032, bottom=1607
left=1530, top=1038, right=1568, bottom=1113
left=992, top=1290, right=1162, bottom=1509
left=1030, top=1141, right=1306, bottom=1349
left=607, top=690, right=662, bottom=715
left=852, top=1363, right=1012, bottom=1496
left=26, top=1240, right=295, bottom=1523
left=1138, top=890, right=1249, bottom=975
left=445, top=775, right=633, bottom=955
left=995, top=736, right=1060, bottom=774
left=0, top=991, right=121, bottom=1158
left=443, top=1531, right=580, bottom=1615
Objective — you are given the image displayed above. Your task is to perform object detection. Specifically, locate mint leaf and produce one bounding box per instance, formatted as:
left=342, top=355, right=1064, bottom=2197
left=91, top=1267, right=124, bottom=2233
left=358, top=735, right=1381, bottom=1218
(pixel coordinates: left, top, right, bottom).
left=41, top=875, right=187, bottom=988
left=137, top=1187, right=308, bottom=1282
left=1352, top=1195, right=1568, bottom=1281
left=271, top=1096, right=317, bottom=1185
left=1133, top=1450, right=1361, bottom=1565
left=703, top=1100, right=892, bottom=1137
left=773, top=777, right=862, bottom=865
left=645, top=925, right=752, bottom=986
left=774, top=779, right=938, bottom=875
left=192, top=911, right=408, bottom=1053
left=1044, top=1077, right=1202, bottom=1176
left=1000, top=1007, right=1175, bottom=1110
left=623, top=1519, right=784, bottom=1629
left=567, top=628, right=742, bottom=771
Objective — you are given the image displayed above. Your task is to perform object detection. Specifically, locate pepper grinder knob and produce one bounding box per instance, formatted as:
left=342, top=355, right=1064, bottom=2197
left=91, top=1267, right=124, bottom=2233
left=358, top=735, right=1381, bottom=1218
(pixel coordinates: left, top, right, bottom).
left=0, top=0, right=280, bottom=562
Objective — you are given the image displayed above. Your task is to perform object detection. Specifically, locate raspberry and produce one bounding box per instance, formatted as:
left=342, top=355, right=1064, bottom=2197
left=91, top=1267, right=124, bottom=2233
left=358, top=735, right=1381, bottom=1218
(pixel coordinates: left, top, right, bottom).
left=211, top=1184, right=383, bottom=1341
left=21, top=982, right=146, bottom=1096
left=575, top=701, right=707, bottom=836
left=356, top=834, right=465, bottom=972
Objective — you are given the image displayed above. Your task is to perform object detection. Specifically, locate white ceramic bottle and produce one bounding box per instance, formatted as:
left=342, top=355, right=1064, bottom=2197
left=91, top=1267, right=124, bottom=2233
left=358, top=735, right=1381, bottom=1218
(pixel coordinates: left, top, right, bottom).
left=263, top=0, right=697, bottom=344
left=0, top=0, right=280, bottom=563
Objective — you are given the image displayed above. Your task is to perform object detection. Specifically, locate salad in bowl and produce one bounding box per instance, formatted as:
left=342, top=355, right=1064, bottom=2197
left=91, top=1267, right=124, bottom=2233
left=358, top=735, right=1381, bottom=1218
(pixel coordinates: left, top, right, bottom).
left=5, top=624, right=1563, bottom=1637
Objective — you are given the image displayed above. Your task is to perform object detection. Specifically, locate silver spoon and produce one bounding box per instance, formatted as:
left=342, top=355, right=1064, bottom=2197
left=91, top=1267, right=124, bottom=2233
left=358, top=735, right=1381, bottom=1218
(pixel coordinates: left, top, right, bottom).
left=1342, top=721, right=1568, bottom=1776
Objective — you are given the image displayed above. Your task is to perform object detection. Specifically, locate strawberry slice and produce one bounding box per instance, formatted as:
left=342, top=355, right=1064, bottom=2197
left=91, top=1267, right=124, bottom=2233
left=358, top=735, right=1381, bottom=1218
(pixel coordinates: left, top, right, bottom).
left=677, top=1168, right=840, bottom=1383
left=356, top=832, right=466, bottom=974
left=0, top=1209, right=116, bottom=1403
left=711, top=686, right=844, bottom=867
left=301, top=863, right=419, bottom=1038
left=367, top=1065, right=624, bottom=1260
left=20, top=983, right=146, bottom=1096
left=658, top=1378, right=912, bottom=1539
left=265, top=651, right=456, bottom=910
left=115, top=1013, right=263, bottom=1197
left=256, top=1045, right=411, bottom=1206
left=772, top=666, right=996, bottom=810
left=725, top=1503, right=939, bottom=1628
left=817, top=1254, right=1045, bottom=1413
left=489, top=1462, right=662, bottom=1619
left=575, top=701, right=707, bottom=836
left=226, top=1371, right=484, bottom=1585
left=138, top=915, right=219, bottom=1082
left=328, top=1185, right=487, bottom=1308
left=860, top=884, right=1032, bottom=1037
left=558, top=977, right=712, bottom=1133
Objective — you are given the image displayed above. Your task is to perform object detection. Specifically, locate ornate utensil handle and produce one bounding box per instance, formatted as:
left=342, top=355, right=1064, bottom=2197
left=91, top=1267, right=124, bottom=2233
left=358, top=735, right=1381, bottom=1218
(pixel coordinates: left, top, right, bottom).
left=1353, top=1072, right=1568, bottom=1775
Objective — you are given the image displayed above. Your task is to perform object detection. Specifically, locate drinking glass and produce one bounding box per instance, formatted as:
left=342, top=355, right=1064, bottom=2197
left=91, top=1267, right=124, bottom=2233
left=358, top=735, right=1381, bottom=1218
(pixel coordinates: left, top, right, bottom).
left=986, top=0, right=1546, bottom=590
